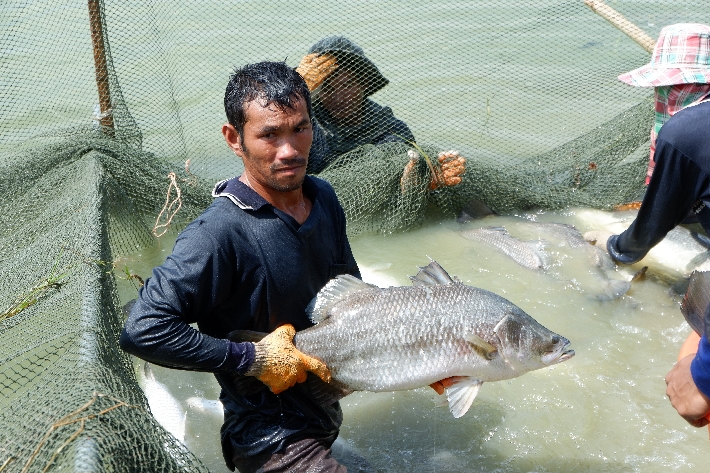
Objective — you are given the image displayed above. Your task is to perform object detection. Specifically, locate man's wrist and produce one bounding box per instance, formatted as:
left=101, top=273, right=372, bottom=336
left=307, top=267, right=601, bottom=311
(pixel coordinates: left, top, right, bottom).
left=223, top=341, right=255, bottom=375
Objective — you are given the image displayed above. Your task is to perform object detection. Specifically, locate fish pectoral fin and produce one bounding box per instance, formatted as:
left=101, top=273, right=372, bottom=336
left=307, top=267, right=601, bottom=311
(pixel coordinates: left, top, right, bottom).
left=445, top=378, right=482, bottom=418
left=464, top=333, right=497, bottom=360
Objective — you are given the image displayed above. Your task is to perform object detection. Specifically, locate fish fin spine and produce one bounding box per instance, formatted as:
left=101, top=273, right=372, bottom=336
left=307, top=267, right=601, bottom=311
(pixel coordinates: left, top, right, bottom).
left=410, top=260, right=456, bottom=287
left=307, top=274, right=376, bottom=324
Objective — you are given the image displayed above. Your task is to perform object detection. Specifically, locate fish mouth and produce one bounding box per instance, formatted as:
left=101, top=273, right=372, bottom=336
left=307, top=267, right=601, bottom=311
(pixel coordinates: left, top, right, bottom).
left=543, top=343, right=575, bottom=365
left=557, top=348, right=575, bottom=363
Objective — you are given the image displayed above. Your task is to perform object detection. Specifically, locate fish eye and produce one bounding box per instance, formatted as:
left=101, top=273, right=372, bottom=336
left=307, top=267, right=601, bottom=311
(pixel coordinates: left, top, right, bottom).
left=551, top=335, right=560, bottom=344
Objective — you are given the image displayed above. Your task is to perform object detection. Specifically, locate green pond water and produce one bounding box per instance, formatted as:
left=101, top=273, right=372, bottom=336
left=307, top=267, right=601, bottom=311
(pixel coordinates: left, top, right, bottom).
left=117, top=207, right=708, bottom=473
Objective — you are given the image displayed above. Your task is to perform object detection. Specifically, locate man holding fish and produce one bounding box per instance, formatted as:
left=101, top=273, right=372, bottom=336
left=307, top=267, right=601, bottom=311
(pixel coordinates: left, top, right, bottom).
left=600, top=24, right=710, bottom=427
left=121, top=61, right=362, bottom=472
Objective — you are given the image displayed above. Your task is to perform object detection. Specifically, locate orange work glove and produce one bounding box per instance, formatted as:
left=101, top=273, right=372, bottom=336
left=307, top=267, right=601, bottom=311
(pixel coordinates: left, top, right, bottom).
left=246, top=324, right=331, bottom=394
left=429, top=150, right=466, bottom=191
left=295, top=53, right=339, bottom=91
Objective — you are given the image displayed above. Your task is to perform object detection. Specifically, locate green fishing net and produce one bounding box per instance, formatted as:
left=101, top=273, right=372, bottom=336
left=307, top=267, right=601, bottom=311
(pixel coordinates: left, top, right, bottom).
left=1, top=1, right=709, bottom=471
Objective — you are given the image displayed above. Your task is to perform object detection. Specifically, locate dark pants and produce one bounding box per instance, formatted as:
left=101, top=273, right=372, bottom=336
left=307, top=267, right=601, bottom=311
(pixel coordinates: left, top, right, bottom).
left=232, top=438, right=346, bottom=473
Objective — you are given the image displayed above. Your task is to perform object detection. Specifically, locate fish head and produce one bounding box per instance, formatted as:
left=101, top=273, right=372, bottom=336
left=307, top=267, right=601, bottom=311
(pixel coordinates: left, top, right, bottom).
left=493, top=311, right=574, bottom=372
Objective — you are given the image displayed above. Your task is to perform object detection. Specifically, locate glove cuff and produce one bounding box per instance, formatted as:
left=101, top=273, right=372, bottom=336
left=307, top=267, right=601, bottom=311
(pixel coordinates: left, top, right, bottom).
left=245, top=342, right=268, bottom=377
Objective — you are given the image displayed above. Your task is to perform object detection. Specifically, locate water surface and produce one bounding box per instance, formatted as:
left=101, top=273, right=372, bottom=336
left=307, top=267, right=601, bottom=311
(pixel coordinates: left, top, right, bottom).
left=120, top=208, right=707, bottom=472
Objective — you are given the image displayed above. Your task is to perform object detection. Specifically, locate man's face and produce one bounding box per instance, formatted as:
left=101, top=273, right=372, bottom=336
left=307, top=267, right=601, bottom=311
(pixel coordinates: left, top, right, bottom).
left=320, top=68, right=365, bottom=123
left=230, top=97, right=313, bottom=192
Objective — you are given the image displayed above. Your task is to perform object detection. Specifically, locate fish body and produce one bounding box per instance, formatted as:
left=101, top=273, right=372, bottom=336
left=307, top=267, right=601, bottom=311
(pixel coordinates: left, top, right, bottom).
left=273, top=261, right=574, bottom=418
left=649, top=226, right=710, bottom=276
left=576, top=208, right=710, bottom=278
left=681, top=270, right=710, bottom=336
left=526, top=222, right=614, bottom=270
left=141, top=362, right=186, bottom=443
left=461, top=226, right=548, bottom=270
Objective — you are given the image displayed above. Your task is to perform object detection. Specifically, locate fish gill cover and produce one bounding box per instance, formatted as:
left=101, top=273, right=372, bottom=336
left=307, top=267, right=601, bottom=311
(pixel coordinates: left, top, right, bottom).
left=1, top=1, right=710, bottom=471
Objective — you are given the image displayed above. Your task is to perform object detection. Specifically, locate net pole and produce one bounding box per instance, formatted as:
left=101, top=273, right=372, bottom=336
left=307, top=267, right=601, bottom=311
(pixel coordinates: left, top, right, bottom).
left=584, top=0, right=656, bottom=53
left=88, top=0, right=115, bottom=134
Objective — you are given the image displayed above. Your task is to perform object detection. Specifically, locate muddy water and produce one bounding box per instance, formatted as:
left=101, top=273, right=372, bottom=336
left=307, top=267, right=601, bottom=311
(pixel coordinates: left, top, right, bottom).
left=119, top=208, right=707, bottom=472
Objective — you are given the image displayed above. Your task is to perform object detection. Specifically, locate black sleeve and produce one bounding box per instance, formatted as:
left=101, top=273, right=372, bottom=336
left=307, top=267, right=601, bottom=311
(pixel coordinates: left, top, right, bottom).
left=119, top=225, right=252, bottom=372
left=608, top=138, right=707, bottom=264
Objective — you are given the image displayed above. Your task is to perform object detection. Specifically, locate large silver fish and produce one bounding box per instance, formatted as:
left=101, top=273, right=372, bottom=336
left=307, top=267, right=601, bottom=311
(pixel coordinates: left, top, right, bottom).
left=521, top=222, right=631, bottom=300
left=461, top=226, right=549, bottom=270
left=584, top=225, right=710, bottom=278
left=231, top=261, right=574, bottom=418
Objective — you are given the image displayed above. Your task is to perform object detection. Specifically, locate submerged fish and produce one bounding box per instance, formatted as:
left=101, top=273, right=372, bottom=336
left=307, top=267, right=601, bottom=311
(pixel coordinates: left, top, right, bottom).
left=519, top=222, right=630, bottom=300
left=651, top=226, right=710, bottom=277
left=584, top=225, right=710, bottom=278
left=526, top=222, right=614, bottom=270
left=141, top=362, right=186, bottom=443
left=461, top=226, right=549, bottom=270
left=231, top=261, right=574, bottom=418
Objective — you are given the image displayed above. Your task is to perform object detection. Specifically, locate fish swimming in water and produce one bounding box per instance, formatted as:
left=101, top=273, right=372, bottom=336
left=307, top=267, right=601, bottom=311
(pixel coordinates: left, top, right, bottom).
left=461, top=226, right=549, bottom=270
left=524, top=222, right=614, bottom=270
left=231, top=260, right=574, bottom=418
left=141, top=362, right=187, bottom=443
left=515, top=221, right=631, bottom=300
left=584, top=224, right=710, bottom=279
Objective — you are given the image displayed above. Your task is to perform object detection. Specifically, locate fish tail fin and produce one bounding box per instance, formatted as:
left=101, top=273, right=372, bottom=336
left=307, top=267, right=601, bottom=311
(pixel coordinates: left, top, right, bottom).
left=682, top=270, right=710, bottom=336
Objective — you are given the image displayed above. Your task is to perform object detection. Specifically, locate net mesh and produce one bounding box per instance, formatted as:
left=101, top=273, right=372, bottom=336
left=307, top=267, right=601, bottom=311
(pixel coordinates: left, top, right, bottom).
left=1, top=1, right=709, bottom=471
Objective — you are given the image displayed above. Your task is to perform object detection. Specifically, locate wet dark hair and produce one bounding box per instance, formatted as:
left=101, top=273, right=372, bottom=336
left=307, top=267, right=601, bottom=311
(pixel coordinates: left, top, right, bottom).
left=224, top=61, right=312, bottom=143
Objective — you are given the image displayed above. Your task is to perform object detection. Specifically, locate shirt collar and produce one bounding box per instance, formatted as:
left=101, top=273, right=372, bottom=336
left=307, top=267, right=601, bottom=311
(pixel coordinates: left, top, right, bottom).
left=212, top=175, right=319, bottom=211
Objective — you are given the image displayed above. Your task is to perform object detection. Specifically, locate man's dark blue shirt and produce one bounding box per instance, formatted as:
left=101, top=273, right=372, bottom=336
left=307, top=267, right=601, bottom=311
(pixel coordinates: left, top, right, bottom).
left=120, top=175, right=360, bottom=468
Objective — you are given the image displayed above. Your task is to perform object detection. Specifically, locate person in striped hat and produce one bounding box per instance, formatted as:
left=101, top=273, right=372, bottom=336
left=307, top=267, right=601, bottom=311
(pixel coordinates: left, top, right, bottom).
left=617, top=23, right=710, bottom=184
left=604, top=24, right=710, bottom=428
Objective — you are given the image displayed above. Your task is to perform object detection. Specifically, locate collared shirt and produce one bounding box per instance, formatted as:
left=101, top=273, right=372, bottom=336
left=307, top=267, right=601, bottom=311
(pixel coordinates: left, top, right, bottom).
left=120, top=175, right=359, bottom=467
left=646, top=84, right=710, bottom=184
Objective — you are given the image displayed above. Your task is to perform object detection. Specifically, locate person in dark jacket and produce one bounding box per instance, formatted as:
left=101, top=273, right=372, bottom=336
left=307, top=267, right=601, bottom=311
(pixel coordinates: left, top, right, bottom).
left=120, top=61, right=361, bottom=472
left=296, top=35, right=465, bottom=189
left=601, top=24, right=710, bottom=426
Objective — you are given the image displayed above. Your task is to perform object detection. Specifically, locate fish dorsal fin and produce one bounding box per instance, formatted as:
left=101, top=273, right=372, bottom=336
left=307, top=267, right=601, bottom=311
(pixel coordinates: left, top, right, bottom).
left=306, top=274, right=376, bottom=324
left=485, top=225, right=508, bottom=234
left=409, top=260, right=456, bottom=286
left=444, top=377, right=483, bottom=418
left=464, top=333, right=497, bottom=360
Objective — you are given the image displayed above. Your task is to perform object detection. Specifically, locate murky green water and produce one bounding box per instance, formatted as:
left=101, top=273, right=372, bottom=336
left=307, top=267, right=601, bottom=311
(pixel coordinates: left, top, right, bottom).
left=120, top=208, right=708, bottom=473
left=7, top=1, right=710, bottom=470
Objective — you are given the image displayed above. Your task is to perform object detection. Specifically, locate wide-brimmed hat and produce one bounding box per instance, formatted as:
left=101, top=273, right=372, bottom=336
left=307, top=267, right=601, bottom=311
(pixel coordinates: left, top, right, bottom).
left=308, top=36, right=389, bottom=97
left=618, top=23, right=710, bottom=87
